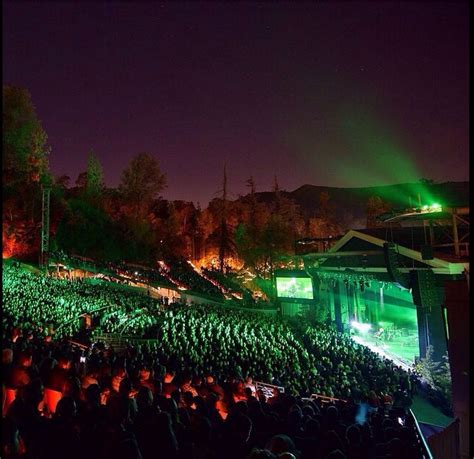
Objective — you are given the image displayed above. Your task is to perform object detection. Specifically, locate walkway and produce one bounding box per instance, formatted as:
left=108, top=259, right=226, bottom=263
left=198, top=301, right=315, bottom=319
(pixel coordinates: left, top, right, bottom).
left=411, top=394, right=454, bottom=429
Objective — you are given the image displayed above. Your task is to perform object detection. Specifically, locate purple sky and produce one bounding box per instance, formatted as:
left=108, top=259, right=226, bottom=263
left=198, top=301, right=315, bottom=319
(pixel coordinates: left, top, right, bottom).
left=3, top=2, right=469, bottom=205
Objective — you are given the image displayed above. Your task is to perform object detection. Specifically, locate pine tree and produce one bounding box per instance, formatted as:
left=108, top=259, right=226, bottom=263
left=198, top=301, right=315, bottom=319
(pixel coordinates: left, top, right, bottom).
left=415, top=345, right=441, bottom=389
left=86, top=150, right=104, bottom=198
left=217, top=164, right=235, bottom=272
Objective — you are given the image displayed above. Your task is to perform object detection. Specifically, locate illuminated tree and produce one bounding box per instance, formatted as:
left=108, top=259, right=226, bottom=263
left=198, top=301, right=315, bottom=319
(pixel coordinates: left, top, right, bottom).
left=2, top=86, right=51, bottom=258
left=3, top=85, right=50, bottom=187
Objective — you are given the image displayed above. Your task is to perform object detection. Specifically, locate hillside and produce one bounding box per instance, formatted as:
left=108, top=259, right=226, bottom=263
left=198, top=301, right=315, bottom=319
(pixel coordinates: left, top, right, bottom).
left=252, top=181, right=469, bottom=230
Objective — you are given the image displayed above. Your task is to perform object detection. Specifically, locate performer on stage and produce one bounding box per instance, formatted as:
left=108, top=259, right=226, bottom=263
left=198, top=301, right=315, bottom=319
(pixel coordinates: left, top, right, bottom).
left=374, top=327, right=384, bottom=343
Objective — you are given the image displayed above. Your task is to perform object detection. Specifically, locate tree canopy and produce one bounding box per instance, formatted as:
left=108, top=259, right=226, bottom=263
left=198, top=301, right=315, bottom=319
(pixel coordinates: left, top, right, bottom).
left=2, top=86, right=354, bottom=267
left=3, top=85, right=50, bottom=187
left=86, top=150, right=104, bottom=198
left=119, top=152, right=167, bottom=217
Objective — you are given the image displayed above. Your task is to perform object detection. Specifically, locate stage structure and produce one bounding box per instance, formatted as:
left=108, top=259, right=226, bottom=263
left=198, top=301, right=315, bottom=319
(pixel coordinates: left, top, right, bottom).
left=283, top=221, right=469, bottom=458
left=379, top=204, right=469, bottom=258
left=279, top=229, right=468, bottom=365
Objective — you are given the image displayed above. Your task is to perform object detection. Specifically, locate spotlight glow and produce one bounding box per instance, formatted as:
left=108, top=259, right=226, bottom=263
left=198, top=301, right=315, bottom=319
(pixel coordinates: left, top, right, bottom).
left=350, top=321, right=372, bottom=333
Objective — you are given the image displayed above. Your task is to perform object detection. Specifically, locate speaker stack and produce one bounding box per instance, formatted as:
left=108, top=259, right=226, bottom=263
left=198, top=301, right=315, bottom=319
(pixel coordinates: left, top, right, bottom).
left=410, top=269, right=444, bottom=311
left=383, top=242, right=410, bottom=289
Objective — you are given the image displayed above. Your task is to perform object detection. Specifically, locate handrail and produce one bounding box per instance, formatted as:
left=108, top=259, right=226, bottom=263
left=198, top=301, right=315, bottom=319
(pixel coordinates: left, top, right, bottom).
left=67, top=340, right=88, bottom=350
left=409, top=408, right=434, bottom=459
left=55, top=304, right=116, bottom=333
left=308, top=393, right=348, bottom=404
left=255, top=380, right=285, bottom=392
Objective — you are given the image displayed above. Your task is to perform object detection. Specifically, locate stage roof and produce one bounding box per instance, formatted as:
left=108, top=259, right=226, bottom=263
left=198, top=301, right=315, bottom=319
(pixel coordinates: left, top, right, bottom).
left=307, top=230, right=468, bottom=277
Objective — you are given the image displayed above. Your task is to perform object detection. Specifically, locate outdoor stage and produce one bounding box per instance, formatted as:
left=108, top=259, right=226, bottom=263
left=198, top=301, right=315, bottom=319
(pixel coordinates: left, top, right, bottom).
left=333, top=280, right=422, bottom=370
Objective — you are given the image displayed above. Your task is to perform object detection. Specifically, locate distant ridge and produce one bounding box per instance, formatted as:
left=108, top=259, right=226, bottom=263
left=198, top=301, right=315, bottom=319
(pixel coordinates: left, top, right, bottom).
left=249, top=181, right=469, bottom=229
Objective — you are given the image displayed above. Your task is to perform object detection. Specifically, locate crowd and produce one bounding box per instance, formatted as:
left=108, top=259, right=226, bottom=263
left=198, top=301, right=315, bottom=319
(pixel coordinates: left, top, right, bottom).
left=2, top=335, right=424, bottom=459
left=2, top=262, right=424, bottom=458
left=2, top=264, right=160, bottom=340
left=3, top=263, right=417, bottom=399
left=49, top=251, right=116, bottom=275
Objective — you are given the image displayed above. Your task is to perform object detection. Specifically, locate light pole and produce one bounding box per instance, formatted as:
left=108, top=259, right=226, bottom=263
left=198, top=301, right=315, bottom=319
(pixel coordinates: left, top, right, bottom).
left=40, top=185, right=51, bottom=268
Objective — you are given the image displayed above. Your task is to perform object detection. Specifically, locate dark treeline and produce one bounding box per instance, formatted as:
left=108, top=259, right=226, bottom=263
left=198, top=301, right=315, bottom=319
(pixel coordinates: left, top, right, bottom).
left=5, top=85, right=460, bottom=275
left=2, top=86, right=345, bottom=276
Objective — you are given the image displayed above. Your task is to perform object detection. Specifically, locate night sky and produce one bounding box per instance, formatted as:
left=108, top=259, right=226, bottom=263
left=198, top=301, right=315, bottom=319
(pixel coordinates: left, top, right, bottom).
left=3, top=2, right=469, bottom=205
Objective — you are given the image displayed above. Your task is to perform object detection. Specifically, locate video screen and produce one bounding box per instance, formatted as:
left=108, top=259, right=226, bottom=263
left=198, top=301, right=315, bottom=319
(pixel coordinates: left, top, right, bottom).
left=276, top=277, right=313, bottom=300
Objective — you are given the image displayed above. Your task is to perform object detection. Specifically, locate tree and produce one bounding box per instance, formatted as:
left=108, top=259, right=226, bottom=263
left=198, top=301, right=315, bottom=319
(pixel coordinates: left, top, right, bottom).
left=233, top=176, right=272, bottom=271
left=217, top=164, right=235, bottom=272
left=308, top=192, right=341, bottom=238
left=187, top=205, right=201, bottom=260
left=415, top=346, right=453, bottom=412
left=119, top=153, right=167, bottom=218
left=55, top=175, right=71, bottom=189
left=273, top=175, right=281, bottom=212
left=3, top=85, right=50, bottom=186
left=86, top=150, right=104, bottom=198
left=163, top=202, right=183, bottom=257
left=75, top=171, right=88, bottom=189
left=2, top=86, right=51, bottom=259
left=366, top=196, right=392, bottom=228
left=270, top=178, right=300, bottom=249
left=318, top=191, right=333, bottom=220
left=54, top=198, right=119, bottom=260
left=235, top=222, right=262, bottom=272
left=245, top=175, right=261, bottom=241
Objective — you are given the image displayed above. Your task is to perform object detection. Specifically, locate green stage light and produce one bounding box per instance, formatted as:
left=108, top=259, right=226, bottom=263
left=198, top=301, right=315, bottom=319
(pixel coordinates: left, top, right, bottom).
left=351, top=320, right=372, bottom=333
